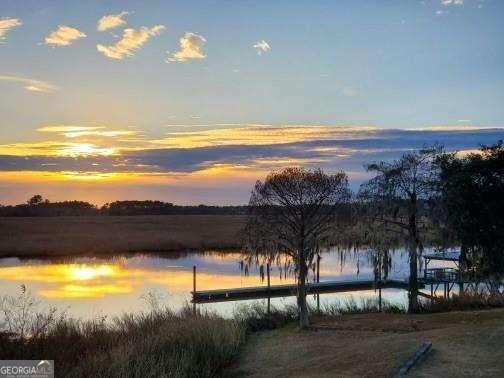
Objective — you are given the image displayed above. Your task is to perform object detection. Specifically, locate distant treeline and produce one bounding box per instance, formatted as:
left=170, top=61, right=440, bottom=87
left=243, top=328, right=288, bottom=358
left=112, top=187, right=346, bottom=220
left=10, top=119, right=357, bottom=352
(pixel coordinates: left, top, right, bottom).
left=0, top=197, right=247, bottom=217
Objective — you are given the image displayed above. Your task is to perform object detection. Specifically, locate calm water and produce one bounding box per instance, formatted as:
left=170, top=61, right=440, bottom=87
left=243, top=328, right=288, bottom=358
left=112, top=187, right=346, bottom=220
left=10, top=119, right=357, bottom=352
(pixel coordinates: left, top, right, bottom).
left=0, top=249, right=454, bottom=320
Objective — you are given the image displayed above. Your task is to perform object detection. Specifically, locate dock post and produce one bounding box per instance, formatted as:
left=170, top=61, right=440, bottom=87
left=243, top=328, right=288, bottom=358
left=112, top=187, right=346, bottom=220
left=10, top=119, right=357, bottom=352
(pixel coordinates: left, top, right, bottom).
left=267, top=262, right=271, bottom=316
left=378, top=283, right=382, bottom=312
left=193, top=265, right=197, bottom=315
left=316, top=254, right=321, bottom=312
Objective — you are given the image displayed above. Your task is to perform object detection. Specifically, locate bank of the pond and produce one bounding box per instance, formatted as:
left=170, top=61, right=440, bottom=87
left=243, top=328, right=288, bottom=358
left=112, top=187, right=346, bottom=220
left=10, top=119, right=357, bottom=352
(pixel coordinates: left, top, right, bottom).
left=0, top=215, right=247, bottom=257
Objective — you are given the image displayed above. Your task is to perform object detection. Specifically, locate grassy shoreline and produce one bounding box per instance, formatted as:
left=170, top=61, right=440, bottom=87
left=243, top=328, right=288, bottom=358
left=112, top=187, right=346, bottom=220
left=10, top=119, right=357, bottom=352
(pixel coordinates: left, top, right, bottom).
left=0, top=215, right=247, bottom=257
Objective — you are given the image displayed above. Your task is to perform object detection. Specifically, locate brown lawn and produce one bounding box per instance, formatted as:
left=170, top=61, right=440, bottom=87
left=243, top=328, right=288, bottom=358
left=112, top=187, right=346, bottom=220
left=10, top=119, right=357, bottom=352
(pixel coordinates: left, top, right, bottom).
left=230, top=309, right=504, bottom=377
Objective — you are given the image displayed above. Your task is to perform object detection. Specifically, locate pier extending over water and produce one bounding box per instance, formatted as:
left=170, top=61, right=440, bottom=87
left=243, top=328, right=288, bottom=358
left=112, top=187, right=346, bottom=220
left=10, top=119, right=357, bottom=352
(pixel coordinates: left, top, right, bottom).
left=192, top=279, right=412, bottom=303
left=191, top=250, right=503, bottom=306
left=191, top=250, right=478, bottom=305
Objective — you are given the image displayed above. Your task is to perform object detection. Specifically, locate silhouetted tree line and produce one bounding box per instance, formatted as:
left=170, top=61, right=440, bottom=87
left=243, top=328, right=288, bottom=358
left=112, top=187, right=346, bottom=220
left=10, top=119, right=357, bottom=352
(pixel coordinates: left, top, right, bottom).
left=101, top=201, right=247, bottom=216
left=0, top=197, right=248, bottom=217
left=0, top=197, right=99, bottom=217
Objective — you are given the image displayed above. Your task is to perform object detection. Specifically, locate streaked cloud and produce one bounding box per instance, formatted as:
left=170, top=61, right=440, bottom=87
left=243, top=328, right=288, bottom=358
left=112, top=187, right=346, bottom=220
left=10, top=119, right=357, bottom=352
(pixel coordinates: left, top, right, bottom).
left=37, top=125, right=103, bottom=133
left=64, top=130, right=137, bottom=138
left=166, top=32, right=206, bottom=63
left=0, top=17, right=22, bottom=41
left=441, top=0, right=464, bottom=5
left=253, top=40, right=271, bottom=55
left=0, top=125, right=502, bottom=181
left=97, top=25, right=165, bottom=59
left=416, top=124, right=490, bottom=131
left=0, top=75, right=59, bottom=93
left=44, top=25, right=86, bottom=47
left=97, top=11, right=129, bottom=32
left=151, top=125, right=378, bottom=149
left=37, top=125, right=137, bottom=138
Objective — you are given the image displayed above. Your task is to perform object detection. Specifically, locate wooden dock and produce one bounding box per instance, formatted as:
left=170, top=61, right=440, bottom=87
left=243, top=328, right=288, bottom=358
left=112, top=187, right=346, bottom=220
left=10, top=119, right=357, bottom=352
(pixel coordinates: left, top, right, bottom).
left=192, top=279, right=412, bottom=303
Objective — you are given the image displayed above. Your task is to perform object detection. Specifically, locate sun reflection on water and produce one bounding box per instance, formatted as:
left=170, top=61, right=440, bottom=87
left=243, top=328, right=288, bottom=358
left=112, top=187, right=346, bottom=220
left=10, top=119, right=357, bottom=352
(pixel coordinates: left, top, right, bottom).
left=0, top=260, right=284, bottom=299
left=66, top=265, right=117, bottom=281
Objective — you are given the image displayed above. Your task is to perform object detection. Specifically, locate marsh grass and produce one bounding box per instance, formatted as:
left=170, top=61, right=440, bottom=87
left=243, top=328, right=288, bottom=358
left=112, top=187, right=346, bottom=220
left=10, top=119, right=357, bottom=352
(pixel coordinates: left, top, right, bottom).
left=419, top=291, right=504, bottom=313
left=233, top=296, right=407, bottom=332
left=1, top=295, right=245, bottom=378
left=321, top=296, right=406, bottom=315
left=0, top=215, right=246, bottom=257
left=234, top=303, right=298, bottom=332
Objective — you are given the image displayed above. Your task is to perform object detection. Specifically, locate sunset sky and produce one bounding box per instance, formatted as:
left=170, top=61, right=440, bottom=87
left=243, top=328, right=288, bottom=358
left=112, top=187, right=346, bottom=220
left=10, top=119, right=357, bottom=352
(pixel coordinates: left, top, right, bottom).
left=1, top=0, right=503, bottom=205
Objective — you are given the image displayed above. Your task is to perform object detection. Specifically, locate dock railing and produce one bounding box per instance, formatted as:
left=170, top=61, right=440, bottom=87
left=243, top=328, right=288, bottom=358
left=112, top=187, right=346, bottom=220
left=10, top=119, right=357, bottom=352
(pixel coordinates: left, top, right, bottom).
left=423, top=267, right=459, bottom=283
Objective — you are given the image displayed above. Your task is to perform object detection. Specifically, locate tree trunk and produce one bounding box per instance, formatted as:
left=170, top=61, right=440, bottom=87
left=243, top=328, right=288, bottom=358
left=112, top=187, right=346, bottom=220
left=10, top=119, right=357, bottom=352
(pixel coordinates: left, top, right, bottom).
left=408, top=195, right=419, bottom=313
left=297, top=255, right=310, bottom=329
left=408, top=239, right=419, bottom=312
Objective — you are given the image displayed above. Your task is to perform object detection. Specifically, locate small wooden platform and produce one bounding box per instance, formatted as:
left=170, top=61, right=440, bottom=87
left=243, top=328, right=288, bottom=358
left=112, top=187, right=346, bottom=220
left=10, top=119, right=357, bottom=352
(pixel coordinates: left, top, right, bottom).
left=192, top=279, right=412, bottom=303
left=423, top=250, right=460, bottom=262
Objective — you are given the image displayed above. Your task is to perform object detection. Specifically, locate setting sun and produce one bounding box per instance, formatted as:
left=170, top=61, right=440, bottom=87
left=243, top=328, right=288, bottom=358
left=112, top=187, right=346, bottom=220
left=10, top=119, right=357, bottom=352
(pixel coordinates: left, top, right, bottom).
left=56, top=143, right=116, bottom=157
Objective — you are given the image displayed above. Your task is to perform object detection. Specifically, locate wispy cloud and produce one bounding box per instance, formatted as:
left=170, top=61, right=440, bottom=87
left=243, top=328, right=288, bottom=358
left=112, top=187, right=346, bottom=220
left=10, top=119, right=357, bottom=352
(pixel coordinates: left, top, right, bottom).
left=44, top=25, right=86, bottom=47
left=441, top=0, right=464, bottom=5
left=97, top=25, right=165, bottom=59
left=151, top=125, right=378, bottom=149
left=0, top=17, right=22, bottom=41
left=166, top=32, right=206, bottom=63
left=340, top=87, right=360, bottom=97
left=97, top=11, right=129, bottom=32
left=37, top=126, right=103, bottom=133
left=38, top=125, right=137, bottom=138
left=253, top=40, right=271, bottom=55
left=0, top=75, right=59, bottom=93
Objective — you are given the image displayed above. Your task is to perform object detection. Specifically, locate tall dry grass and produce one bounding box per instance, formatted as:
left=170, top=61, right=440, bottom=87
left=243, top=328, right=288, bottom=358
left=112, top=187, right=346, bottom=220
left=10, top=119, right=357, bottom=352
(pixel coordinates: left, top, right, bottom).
left=1, top=310, right=244, bottom=377
left=419, top=291, right=504, bottom=313
left=0, top=289, right=245, bottom=377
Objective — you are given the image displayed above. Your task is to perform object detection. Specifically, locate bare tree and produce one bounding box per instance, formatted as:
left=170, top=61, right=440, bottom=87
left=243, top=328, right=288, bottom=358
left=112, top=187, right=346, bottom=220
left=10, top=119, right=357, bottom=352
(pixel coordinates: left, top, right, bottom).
left=244, top=167, right=350, bottom=328
left=358, top=147, right=441, bottom=312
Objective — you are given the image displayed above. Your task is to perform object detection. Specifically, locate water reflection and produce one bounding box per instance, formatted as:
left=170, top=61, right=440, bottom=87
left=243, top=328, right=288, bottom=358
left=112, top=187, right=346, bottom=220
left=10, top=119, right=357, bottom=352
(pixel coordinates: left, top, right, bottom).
left=0, top=249, right=440, bottom=319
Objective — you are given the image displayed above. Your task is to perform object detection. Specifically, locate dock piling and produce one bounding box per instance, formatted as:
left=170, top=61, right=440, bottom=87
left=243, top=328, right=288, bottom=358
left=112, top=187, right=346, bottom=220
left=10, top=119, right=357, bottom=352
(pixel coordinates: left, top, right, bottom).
left=267, top=262, right=271, bottom=316
left=193, top=265, right=197, bottom=314
left=316, top=254, right=321, bottom=312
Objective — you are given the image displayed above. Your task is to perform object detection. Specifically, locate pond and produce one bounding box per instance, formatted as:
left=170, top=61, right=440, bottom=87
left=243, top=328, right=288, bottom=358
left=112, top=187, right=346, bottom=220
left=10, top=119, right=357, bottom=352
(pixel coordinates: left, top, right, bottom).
left=0, top=248, right=456, bottom=320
